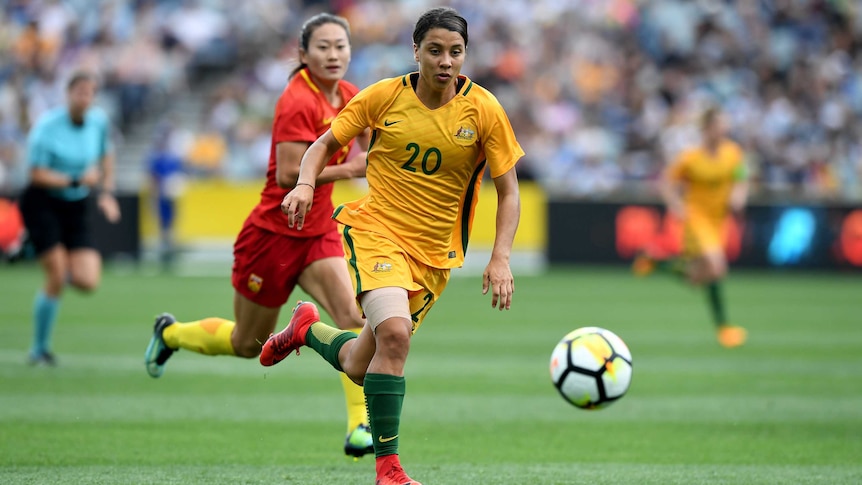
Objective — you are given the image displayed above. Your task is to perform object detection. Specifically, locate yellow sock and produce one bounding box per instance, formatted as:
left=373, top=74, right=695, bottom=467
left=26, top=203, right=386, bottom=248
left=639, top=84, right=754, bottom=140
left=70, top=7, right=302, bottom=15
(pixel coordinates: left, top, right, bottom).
left=340, top=327, right=368, bottom=433
left=162, top=318, right=236, bottom=356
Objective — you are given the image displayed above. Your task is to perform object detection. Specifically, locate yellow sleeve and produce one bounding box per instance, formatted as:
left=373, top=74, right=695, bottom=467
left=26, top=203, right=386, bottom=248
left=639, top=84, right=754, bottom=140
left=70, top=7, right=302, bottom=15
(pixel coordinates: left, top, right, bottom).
left=478, top=89, right=524, bottom=178
left=331, top=80, right=391, bottom=146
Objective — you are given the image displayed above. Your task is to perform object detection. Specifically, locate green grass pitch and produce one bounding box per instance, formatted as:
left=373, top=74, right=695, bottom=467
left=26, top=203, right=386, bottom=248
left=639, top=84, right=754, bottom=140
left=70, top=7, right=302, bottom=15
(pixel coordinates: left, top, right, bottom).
left=1, top=262, right=860, bottom=484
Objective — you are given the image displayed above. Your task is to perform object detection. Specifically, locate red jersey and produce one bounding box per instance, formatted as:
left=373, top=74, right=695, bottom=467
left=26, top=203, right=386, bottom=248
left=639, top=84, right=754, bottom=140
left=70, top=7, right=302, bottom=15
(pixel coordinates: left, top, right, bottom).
left=247, top=68, right=359, bottom=237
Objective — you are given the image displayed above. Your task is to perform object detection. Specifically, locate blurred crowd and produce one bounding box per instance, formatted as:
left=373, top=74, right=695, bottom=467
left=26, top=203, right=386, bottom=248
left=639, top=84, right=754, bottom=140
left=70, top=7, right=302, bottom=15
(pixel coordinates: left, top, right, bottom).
left=2, top=0, right=862, bottom=202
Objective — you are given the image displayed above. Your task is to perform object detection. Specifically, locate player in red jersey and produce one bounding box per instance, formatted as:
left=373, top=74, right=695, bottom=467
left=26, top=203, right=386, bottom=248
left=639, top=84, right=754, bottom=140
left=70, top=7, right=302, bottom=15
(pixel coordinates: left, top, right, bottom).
left=144, top=13, right=375, bottom=457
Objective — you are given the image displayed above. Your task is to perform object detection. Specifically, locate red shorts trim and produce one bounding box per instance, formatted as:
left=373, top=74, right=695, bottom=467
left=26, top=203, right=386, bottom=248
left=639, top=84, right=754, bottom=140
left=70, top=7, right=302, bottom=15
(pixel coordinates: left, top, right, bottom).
left=231, top=220, right=343, bottom=308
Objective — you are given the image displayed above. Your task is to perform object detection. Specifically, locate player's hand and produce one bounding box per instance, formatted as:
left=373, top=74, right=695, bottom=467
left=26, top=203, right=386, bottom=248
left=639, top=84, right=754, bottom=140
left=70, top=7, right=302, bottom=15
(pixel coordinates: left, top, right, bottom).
left=80, top=167, right=101, bottom=187
left=98, top=192, right=121, bottom=223
left=728, top=191, right=746, bottom=215
left=281, top=184, right=314, bottom=230
left=482, top=257, right=514, bottom=311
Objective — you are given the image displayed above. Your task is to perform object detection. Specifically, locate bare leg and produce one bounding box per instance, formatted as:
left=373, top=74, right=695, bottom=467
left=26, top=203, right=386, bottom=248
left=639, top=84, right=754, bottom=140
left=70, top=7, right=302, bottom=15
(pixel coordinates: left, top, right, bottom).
left=67, top=248, right=102, bottom=292
left=39, top=245, right=68, bottom=297
left=367, top=316, right=412, bottom=376
left=231, top=292, right=281, bottom=358
left=298, top=257, right=364, bottom=330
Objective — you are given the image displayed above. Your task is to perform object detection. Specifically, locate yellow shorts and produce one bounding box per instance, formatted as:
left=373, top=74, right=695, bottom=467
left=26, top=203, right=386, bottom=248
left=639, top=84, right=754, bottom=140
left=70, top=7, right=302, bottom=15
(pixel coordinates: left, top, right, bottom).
left=340, top=224, right=450, bottom=333
left=684, top=213, right=725, bottom=257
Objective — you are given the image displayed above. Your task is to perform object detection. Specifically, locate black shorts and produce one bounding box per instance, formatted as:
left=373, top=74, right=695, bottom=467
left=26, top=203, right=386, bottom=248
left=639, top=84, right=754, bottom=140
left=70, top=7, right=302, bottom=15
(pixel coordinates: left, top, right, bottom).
left=19, top=186, right=95, bottom=255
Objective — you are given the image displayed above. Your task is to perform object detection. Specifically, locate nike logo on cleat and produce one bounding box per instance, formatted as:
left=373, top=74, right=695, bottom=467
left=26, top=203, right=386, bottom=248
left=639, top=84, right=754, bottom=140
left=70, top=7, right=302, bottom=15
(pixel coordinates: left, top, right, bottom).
left=384, top=119, right=402, bottom=126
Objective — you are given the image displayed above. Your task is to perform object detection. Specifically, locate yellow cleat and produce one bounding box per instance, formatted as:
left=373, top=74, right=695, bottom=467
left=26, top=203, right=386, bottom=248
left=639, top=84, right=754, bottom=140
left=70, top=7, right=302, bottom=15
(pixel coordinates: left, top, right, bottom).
left=717, top=325, right=747, bottom=348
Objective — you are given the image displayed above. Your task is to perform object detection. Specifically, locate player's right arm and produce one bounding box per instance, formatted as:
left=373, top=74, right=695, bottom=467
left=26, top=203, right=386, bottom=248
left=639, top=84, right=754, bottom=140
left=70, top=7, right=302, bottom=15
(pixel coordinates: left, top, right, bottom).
left=275, top=141, right=313, bottom=189
left=275, top=131, right=368, bottom=189
left=281, top=129, right=344, bottom=230
left=659, top=155, right=687, bottom=221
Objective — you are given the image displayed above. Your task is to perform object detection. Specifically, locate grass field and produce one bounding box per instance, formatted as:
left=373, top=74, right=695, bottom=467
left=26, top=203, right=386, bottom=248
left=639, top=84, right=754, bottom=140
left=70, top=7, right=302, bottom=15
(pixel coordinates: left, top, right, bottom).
left=1, top=262, right=861, bottom=484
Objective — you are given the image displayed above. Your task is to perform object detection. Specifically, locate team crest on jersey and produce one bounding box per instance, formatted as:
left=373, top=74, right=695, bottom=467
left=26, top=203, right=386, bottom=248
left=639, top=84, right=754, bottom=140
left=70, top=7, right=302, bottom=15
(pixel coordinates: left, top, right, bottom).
left=372, top=262, right=392, bottom=273
left=248, top=273, right=263, bottom=293
left=454, top=126, right=476, bottom=142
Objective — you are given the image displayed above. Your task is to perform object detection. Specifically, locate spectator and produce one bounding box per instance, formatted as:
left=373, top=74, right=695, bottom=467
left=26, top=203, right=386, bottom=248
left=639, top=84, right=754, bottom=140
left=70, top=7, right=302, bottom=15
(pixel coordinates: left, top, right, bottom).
left=1, top=0, right=861, bottom=203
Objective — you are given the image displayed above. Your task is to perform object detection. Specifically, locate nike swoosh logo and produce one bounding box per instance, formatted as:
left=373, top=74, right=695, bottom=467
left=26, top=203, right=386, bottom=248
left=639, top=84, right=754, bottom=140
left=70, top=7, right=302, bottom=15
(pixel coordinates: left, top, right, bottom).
left=323, top=117, right=334, bottom=125
left=383, top=119, right=402, bottom=127
left=378, top=435, right=398, bottom=443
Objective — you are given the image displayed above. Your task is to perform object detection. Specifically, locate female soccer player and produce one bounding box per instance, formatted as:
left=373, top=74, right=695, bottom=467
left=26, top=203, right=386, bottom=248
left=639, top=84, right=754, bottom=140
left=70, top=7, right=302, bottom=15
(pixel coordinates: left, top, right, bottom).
left=636, top=106, right=749, bottom=348
left=20, top=71, right=121, bottom=366
left=263, top=7, right=523, bottom=484
left=143, top=13, right=375, bottom=457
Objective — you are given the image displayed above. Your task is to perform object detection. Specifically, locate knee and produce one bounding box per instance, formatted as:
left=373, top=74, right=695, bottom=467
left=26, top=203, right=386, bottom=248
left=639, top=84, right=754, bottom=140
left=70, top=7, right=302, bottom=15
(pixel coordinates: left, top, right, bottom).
left=232, top=338, right=262, bottom=358
left=375, top=325, right=411, bottom=360
left=71, top=277, right=99, bottom=293
left=331, top=309, right=365, bottom=331
left=44, top=268, right=67, bottom=295
left=707, top=261, right=727, bottom=281
left=44, top=278, right=65, bottom=297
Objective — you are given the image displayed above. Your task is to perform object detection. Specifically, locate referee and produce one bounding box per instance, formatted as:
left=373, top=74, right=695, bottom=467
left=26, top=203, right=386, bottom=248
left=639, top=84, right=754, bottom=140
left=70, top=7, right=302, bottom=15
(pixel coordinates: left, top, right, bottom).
left=20, top=71, right=120, bottom=365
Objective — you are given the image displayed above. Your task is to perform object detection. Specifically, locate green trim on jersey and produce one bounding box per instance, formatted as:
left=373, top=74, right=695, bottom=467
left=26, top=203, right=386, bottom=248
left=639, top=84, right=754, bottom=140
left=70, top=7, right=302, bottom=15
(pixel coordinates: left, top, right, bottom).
left=733, top=163, right=748, bottom=181
left=462, top=80, right=474, bottom=96
left=342, top=224, right=361, bottom=294
left=461, top=160, right=487, bottom=254
left=367, top=129, right=378, bottom=153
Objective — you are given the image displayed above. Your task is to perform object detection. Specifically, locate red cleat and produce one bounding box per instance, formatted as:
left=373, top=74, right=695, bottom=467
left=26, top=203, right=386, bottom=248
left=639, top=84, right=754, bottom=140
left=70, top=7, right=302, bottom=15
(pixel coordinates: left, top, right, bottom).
left=259, top=301, right=320, bottom=366
left=375, top=455, right=421, bottom=485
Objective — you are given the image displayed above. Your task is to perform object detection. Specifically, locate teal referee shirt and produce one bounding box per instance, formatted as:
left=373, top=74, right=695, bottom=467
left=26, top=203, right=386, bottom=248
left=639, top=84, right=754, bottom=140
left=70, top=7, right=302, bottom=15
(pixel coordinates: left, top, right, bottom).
left=26, top=106, right=111, bottom=201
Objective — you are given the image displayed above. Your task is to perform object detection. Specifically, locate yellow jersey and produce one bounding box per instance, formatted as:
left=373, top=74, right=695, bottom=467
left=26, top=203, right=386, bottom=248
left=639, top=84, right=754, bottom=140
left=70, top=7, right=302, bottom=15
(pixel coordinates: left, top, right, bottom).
left=330, top=73, right=523, bottom=269
left=667, top=139, right=746, bottom=221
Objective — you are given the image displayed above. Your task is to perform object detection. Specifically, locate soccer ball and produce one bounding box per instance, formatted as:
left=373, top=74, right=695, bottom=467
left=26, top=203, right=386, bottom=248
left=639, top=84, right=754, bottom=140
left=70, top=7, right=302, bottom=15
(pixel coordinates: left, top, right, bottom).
left=549, top=327, right=633, bottom=410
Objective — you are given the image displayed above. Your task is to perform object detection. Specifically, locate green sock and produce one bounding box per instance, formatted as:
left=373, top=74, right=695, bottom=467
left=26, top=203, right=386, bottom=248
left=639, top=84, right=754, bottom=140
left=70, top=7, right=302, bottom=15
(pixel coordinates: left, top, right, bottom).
left=706, top=281, right=728, bottom=327
left=364, top=373, right=405, bottom=457
left=656, top=258, right=686, bottom=278
left=305, top=322, right=357, bottom=372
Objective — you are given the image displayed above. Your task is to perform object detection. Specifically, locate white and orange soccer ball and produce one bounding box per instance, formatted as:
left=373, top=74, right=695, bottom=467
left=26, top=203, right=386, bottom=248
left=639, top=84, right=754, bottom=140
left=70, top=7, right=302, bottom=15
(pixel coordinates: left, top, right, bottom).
left=549, top=327, right=633, bottom=409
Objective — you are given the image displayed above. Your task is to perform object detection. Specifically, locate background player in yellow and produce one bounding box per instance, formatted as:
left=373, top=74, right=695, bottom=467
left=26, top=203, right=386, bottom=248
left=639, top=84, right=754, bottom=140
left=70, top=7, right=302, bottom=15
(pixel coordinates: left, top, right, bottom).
left=635, top=106, right=749, bottom=348
left=259, top=7, right=523, bottom=485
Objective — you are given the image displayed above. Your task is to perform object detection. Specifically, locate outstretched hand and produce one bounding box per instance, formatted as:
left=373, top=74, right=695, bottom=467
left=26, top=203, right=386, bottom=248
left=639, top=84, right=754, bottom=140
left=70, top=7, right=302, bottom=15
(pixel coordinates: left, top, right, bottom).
left=482, top=257, right=514, bottom=311
left=98, top=192, right=121, bottom=223
left=281, top=184, right=315, bottom=230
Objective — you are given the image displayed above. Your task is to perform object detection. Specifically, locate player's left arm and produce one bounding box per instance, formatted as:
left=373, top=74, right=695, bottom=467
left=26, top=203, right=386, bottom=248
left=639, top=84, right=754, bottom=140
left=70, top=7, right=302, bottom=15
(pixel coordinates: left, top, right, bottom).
left=483, top=167, right=520, bottom=311
left=96, top=121, right=120, bottom=223
left=728, top=157, right=749, bottom=215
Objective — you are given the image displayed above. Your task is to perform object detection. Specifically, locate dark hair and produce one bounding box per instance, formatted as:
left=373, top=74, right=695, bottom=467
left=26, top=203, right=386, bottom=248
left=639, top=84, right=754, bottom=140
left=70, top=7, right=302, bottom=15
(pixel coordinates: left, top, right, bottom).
left=67, top=71, right=97, bottom=91
left=289, top=13, right=351, bottom=79
left=413, top=7, right=468, bottom=48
